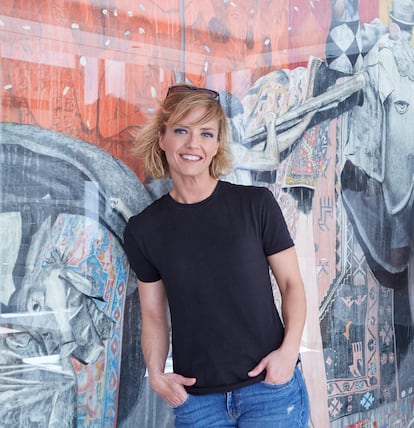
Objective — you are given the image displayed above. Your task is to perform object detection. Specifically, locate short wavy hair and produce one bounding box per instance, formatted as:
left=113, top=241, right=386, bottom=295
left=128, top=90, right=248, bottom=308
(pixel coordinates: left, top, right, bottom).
left=132, top=85, right=232, bottom=179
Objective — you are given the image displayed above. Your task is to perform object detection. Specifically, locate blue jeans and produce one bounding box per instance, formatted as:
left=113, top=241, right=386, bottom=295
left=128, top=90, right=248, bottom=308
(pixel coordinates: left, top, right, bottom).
left=173, top=365, right=310, bottom=427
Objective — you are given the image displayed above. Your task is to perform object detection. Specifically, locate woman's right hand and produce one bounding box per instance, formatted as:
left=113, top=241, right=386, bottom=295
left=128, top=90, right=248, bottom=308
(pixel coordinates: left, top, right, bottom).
left=149, top=372, right=196, bottom=407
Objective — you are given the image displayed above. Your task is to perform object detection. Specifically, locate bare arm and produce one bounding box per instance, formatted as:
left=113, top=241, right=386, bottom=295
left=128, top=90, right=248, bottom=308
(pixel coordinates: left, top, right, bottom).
left=138, top=279, right=170, bottom=377
left=138, top=279, right=196, bottom=406
left=269, top=246, right=306, bottom=358
left=248, top=246, right=306, bottom=383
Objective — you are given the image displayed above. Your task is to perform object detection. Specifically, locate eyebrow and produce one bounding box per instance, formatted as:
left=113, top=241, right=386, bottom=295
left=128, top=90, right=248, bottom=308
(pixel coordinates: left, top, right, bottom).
left=173, top=123, right=217, bottom=132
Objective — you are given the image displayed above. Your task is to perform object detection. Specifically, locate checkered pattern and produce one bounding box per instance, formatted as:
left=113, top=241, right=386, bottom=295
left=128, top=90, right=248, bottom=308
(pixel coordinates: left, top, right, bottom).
left=326, top=20, right=363, bottom=74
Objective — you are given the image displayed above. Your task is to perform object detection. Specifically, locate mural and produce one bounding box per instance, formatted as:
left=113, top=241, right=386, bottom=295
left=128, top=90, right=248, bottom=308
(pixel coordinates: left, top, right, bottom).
left=0, top=0, right=413, bottom=427
left=0, top=123, right=151, bottom=426
left=322, top=0, right=414, bottom=423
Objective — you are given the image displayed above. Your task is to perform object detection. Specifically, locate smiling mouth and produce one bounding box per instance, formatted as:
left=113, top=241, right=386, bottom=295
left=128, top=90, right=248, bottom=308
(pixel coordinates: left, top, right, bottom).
left=181, top=154, right=202, bottom=161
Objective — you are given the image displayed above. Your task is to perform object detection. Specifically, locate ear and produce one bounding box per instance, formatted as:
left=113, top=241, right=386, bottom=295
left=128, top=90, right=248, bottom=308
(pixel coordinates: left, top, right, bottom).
left=213, top=141, right=219, bottom=156
left=158, top=131, right=165, bottom=150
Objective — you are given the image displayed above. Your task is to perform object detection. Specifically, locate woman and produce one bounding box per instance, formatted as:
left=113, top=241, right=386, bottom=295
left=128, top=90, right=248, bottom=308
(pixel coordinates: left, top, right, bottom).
left=123, top=84, right=310, bottom=427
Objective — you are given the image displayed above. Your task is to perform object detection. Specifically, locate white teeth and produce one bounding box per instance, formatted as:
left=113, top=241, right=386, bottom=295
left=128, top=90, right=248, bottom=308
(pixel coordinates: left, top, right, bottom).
left=181, top=154, right=201, bottom=161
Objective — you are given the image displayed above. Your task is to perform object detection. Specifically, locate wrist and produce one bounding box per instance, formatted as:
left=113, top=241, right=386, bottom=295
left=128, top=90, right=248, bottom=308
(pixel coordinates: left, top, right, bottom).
left=278, top=339, right=301, bottom=357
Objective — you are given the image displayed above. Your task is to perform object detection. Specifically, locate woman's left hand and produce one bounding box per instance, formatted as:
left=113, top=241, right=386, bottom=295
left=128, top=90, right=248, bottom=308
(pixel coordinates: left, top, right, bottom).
left=247, top=348, right=297, bottom=385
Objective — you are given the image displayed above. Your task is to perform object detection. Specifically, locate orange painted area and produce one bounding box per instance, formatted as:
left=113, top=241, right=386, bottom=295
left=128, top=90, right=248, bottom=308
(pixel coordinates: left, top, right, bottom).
left=1, top=0, right=383, bottom=181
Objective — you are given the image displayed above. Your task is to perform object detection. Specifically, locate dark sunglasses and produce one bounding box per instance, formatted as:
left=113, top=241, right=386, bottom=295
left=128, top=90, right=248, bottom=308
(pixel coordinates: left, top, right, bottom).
left=166, top=85, right=220, bottom=101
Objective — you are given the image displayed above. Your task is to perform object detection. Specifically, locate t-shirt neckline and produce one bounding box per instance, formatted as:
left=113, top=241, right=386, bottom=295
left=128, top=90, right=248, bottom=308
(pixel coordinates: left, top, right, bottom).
left=166, top=180, right=222, bottom=208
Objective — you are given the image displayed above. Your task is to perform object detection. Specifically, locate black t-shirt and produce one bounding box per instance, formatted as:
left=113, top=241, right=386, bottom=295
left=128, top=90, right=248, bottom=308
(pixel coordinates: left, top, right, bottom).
left=123, top=180, right=294, bottom=394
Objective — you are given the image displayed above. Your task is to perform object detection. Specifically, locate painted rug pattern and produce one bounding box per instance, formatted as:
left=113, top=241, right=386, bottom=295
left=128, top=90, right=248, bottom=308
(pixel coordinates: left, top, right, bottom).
left=49, top=214, right=128, bottom=427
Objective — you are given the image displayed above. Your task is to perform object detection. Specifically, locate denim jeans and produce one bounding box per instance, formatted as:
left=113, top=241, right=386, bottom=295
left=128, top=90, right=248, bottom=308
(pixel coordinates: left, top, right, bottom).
left=173, top=365, right=310, bottom=427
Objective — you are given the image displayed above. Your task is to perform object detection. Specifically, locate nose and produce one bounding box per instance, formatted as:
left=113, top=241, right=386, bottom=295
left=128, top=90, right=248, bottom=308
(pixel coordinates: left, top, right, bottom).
left=185, top=133, right=200, bottom=148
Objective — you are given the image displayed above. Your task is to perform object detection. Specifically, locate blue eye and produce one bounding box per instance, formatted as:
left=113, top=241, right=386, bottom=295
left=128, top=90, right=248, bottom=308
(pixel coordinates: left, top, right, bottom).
left=174, top=128, right=187, bottom=134
left=202, top=132, right=214, bottom=138
left=394, top=100, right=409, bottom=115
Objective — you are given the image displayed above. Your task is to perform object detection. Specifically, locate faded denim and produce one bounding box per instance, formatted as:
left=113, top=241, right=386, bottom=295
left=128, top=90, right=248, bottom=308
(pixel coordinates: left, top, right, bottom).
left=173, top=365, right=310, bottom=427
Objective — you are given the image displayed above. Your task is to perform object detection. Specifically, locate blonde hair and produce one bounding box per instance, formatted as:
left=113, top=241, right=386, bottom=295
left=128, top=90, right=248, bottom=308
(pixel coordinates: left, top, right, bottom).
left=132, top=85, right=232, bottom=179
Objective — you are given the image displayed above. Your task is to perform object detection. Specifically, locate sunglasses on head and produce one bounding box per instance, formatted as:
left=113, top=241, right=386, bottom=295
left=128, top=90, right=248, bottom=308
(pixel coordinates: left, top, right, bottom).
left=166, top=85, right=220, bottom=101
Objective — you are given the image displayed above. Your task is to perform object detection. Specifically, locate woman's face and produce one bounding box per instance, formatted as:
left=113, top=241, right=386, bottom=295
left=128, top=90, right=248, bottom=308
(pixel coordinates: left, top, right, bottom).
left=159, top=107, right=220, bottom=181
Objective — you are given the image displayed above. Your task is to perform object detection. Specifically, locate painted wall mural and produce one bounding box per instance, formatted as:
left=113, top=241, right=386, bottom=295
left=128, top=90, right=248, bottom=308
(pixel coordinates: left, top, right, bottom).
left=0, top=0, right=413, bottom=427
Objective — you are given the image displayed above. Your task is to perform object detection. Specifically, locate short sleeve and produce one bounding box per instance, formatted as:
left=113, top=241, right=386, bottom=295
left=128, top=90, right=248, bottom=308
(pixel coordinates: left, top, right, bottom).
left=123, top=219, right=162, bottom=282
left=260, top=188, right=294, bottom=256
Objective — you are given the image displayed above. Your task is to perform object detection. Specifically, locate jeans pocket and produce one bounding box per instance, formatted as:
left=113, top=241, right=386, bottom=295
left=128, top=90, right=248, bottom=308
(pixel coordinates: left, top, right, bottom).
left=172, top=394, right=190, bottom=410
left=260, top=372, right=295, bottom=389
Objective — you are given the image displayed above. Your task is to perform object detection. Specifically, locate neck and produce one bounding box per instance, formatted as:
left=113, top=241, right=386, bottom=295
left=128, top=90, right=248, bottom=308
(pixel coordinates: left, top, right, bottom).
left=169, top=176, right=218, bottom=204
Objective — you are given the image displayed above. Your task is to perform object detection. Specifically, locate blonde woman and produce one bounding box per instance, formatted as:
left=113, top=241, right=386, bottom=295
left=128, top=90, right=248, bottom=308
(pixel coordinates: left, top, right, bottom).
left=123, top=84, right=310, bottom=427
